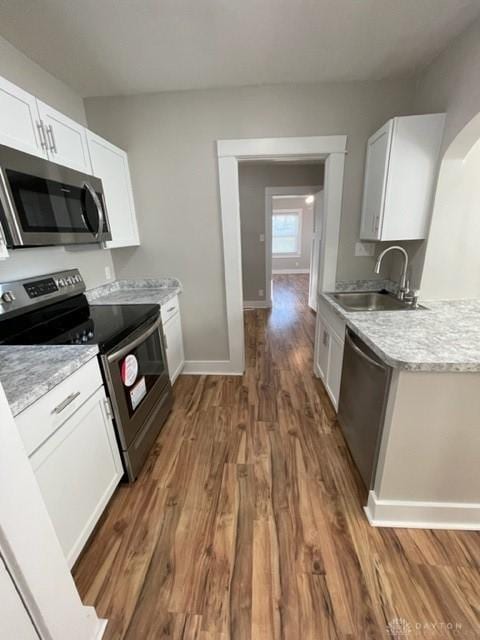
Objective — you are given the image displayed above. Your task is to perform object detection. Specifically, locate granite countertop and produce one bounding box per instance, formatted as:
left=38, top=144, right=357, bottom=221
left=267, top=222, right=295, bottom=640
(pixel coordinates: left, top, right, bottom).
left=321, top=292, right=480, bottom=373
left=0, top=345, right=99, bottom=417
left=86, top=277, right=182, bottom=306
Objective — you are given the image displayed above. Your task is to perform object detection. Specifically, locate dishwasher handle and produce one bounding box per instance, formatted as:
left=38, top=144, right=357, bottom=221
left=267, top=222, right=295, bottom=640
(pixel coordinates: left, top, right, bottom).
left=345, top=329, right=387, bottom=371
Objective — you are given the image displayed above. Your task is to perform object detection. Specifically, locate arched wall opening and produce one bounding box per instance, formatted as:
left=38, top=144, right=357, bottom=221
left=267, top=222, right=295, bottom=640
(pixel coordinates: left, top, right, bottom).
left=421, top=111, right=480, bottom=299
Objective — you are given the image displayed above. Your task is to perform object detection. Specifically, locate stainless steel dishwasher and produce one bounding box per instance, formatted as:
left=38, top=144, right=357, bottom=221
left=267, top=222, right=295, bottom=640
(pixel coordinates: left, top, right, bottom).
left=337, top=328, right=392, bottom=488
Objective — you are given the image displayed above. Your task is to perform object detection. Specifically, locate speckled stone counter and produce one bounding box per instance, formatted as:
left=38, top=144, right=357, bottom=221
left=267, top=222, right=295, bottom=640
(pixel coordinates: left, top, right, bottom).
left=321, top=294, right=480, bottom=372
left=0, top=345, right=99, bottom=416
left=86, top=277, right=182, bottom=306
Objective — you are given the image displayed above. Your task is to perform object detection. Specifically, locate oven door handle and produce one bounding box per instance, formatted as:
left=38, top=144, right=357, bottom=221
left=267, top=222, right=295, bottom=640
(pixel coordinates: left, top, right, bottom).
left=107, top=315, right=162, bottom=363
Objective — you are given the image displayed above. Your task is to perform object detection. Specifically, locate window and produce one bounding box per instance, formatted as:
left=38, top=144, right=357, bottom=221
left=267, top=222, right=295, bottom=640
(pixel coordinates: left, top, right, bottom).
left=272, top=209, right=302, bottom=256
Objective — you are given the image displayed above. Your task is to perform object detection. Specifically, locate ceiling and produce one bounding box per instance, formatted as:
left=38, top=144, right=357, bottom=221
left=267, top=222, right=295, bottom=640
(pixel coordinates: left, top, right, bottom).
left=0, top=0, right=479, bottom=97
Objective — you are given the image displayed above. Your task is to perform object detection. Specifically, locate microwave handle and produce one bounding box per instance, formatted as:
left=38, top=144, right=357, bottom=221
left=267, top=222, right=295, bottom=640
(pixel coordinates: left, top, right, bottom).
left=107, top=316, right=162, bottom=363
left=82, top=182, right=104, bottom=242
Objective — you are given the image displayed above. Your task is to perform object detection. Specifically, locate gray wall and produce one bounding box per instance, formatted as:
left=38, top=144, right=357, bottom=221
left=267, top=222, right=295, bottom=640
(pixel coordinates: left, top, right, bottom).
left=271, top=196, right=314, bottom=272
left=0, top=35, right=115, bottom=290
left=239, top=162, right=322, bottom=301
left=85, top=80, right=415, bottom=361
left=388, top=17, right=480, bottom=293
left=415, top=18, right=480, bottom=297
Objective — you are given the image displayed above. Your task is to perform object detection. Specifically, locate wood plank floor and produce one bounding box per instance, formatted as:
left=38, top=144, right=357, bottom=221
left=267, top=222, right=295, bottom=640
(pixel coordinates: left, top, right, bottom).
left=73, top=274, right=480, bottom=639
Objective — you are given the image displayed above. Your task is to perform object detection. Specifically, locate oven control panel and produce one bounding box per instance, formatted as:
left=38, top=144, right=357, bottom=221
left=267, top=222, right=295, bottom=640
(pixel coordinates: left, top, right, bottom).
left=24, top=278, right=58, bottom=299
left=0, top=269, right=86, bottom=318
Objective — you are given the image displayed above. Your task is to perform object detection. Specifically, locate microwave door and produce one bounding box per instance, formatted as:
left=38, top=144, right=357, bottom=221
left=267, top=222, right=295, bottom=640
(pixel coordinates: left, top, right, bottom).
left=0, top=145, right=110, bottom=247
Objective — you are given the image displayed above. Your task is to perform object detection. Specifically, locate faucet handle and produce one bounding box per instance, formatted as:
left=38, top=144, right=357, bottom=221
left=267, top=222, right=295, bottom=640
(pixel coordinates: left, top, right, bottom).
left=404, top=288, right=420, bottom=308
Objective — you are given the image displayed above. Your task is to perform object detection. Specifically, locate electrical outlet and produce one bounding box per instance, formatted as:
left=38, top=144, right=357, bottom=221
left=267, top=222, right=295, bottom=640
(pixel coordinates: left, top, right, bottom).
left=105, top=265, right=112, bottom=280
left=355, top=241, right=375, bottom=257
left=259, top=233, right=265, bottom=242
left=258, top=289, right=264, bottom=297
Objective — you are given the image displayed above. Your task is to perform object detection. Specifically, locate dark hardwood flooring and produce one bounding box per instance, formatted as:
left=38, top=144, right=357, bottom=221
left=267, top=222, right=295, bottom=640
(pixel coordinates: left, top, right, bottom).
left=73, top=274, right=480, bottom=639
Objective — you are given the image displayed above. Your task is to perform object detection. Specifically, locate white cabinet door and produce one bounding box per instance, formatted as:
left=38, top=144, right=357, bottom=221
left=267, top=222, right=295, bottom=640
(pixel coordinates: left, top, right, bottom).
left=86, top=131, right=140, bottom=249
left=360, top=120, right=393, bottom=240
left=0, top=558, right=39, bottom=640
left=308, top=190, right=323, bottom=311
left=326, top=330, right=344, bottom=410
left=37, top=100, right=92, bottom=173
left=30, top=387, right=122, bottom=568
left=163, top=312, right=185, bottom=383
left=315, top=316, right=330, bottom=382
left=0, top=76, right=45, bottom=157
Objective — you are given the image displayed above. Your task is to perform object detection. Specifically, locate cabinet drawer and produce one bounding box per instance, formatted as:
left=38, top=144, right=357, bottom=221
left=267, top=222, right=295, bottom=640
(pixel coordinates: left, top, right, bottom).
left=317, top=296, right=346, bottom=341
left=16, top=357, right=103, bottom=457
left=161, top=295, right=180, bottom=324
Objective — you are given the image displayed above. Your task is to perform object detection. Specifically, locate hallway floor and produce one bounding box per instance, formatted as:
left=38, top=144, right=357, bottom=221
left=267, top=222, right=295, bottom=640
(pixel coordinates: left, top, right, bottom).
left=73, top=274, right=480, bottom=639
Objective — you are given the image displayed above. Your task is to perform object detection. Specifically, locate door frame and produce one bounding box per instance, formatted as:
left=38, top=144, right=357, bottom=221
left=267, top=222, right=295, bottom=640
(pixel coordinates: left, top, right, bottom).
left=265, top=185, right=322, bottom=307
left=217, top=135, right=347, bottom=374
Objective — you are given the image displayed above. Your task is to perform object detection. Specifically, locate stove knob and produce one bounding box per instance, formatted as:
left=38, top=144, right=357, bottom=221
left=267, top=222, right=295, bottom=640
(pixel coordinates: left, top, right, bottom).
left=58, top=278, right=66, bottom=288
left=1, top=291, right=16, bottom=304
left=87, top=330, right=94, bottom=339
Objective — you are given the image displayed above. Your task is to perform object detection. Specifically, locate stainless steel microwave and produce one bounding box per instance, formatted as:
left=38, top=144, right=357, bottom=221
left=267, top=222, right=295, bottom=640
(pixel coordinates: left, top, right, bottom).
left=0, top=144, right=111, bottom=248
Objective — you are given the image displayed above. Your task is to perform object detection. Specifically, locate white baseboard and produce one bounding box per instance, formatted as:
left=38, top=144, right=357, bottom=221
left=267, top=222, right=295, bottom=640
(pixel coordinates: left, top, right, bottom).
left=182, top=360, right=243, bottom=375
left=243, top=300, right=271, bottom=309
left=272, top=268, right=310, bottom=274
left=93, top=617, right=108, bottom=639
left=365, top=490, right=480, bottom=530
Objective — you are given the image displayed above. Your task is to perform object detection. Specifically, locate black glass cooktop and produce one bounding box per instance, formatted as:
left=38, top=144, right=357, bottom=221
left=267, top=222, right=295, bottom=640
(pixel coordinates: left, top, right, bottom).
left=0, top=294, right=160, bottom=353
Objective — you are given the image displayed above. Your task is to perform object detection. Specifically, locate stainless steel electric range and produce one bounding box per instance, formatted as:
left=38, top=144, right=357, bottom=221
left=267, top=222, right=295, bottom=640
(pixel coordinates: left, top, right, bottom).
left=0, top=269, right=172, bottom=482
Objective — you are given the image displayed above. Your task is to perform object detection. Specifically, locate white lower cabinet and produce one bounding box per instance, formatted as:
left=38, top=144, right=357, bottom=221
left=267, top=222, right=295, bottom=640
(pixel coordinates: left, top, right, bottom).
left=314, top=299, right=346, bottom=410
left=16, top=360, right=123, bottom=568
left=161, top=297, right=185, bottom=383
left=326, top=330, right=344, bottom=408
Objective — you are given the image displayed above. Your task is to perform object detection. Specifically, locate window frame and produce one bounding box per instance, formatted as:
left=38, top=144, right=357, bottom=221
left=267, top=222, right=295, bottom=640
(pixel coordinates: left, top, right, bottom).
left=271, top=208, right=303, bottom=257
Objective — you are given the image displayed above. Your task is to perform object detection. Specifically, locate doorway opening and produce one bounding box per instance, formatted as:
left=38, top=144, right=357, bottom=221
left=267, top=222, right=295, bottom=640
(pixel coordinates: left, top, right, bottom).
left=266, top=186, right=324, bottom=312
left=217, top=135, right=347, bottom=374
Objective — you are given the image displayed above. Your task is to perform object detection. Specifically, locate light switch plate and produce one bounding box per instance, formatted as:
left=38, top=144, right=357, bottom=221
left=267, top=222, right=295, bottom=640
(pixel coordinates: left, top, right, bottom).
left=355, top=241, right=375, bottom=257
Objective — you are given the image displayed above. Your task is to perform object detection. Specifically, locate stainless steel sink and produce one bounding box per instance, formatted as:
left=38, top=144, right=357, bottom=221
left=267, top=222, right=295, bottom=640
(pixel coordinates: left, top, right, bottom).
left=332, top=291, right=425, bottom=312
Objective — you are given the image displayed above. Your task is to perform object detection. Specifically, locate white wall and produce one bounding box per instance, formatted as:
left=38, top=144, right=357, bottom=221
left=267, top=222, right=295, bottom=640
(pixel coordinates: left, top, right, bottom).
left=85, top=80, right=414, bottom=360
left=0, top=34, right=115, bottom=289
left=271, top=196, right=313, bottom=272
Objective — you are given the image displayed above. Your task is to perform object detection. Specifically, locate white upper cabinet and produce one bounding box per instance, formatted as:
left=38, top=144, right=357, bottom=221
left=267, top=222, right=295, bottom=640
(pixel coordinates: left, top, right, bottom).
left=360, top=114, right=446, bottom=241
left=0, top=76, right=46, bottom=158
left=36, top=100, right=92, bottom=173
left=86, top=130, right=140, bottom=248
left=0, top=72, right=140, bottom=250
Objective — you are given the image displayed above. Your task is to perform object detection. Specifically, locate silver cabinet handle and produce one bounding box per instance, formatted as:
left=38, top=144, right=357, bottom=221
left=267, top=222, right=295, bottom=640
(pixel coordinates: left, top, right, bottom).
left=163, top=331, right=168, bottom=350
left=46, top=124, right=57, bottom=153
left=166, top=306, right=176, bottom=313
left=52, top=391, right=80, bottom=414
left=36, top=121, right=48, bottom=150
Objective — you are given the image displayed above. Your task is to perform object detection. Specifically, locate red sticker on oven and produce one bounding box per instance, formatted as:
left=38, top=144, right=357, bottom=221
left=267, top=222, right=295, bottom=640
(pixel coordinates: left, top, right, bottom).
left=121, top=354, right=138, bottom=387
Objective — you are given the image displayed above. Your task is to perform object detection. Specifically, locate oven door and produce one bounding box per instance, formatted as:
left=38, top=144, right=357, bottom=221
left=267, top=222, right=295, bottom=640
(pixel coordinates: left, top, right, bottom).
left=102, top=315, right=170, bottom=451
left=0, top=144, right=111, bottom=247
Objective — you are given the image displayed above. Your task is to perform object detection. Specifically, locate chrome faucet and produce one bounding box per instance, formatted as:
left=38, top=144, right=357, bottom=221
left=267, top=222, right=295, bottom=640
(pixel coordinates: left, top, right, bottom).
left=374, top=245, right=409, bottom=300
